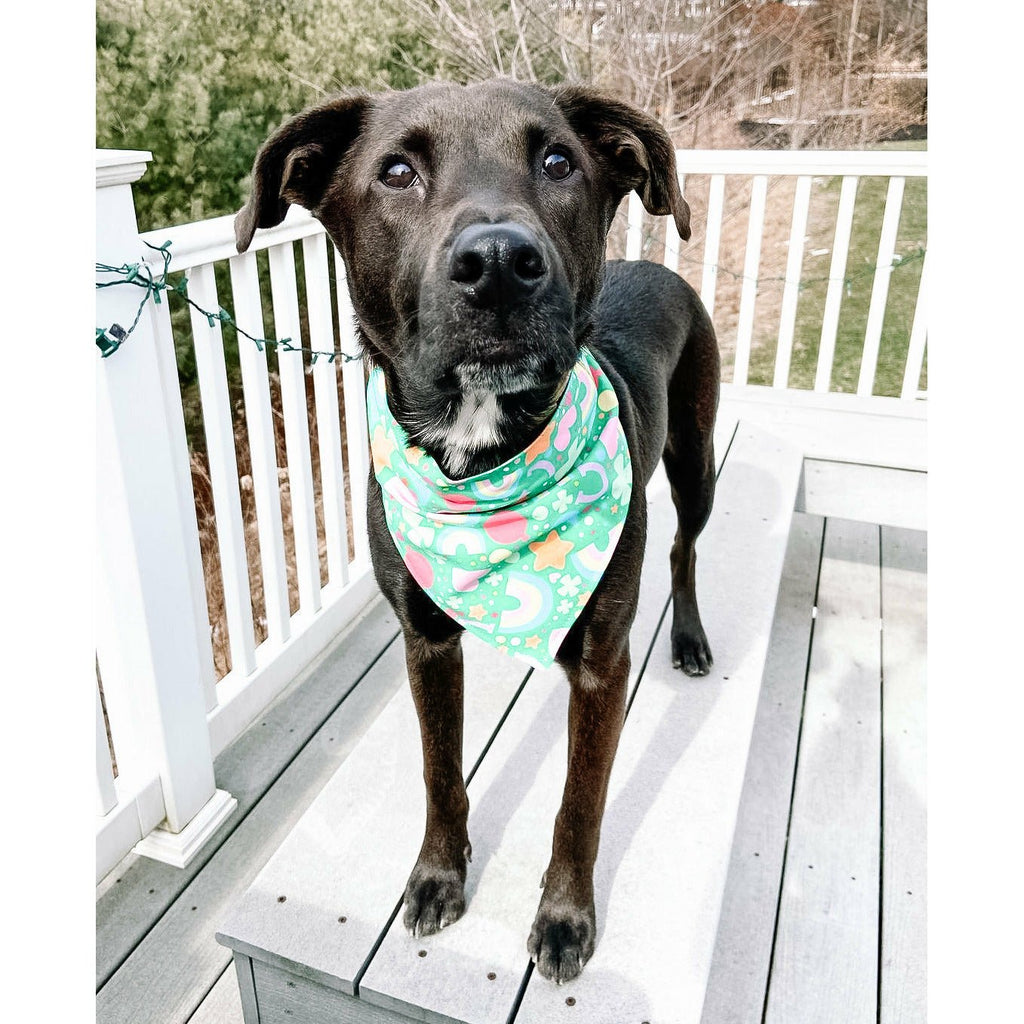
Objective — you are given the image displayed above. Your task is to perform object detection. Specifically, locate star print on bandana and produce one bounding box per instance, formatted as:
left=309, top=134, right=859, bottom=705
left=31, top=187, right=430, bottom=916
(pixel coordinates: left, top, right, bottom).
left=366, top=348, right=632, bottom=668
left=528, top=530, right=575, bottom=571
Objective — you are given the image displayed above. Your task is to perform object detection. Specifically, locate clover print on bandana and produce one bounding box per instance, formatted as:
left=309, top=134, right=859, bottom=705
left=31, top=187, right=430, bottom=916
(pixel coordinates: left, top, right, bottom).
left=366, top=348, right=632, bottom=668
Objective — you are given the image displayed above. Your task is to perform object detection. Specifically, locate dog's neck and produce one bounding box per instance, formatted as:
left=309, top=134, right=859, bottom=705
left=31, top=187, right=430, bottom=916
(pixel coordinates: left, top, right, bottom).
left=380, top=369, right=566, bottom=481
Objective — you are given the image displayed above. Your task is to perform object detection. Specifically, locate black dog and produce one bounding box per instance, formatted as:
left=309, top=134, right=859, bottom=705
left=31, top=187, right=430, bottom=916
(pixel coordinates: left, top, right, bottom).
left=236, top=79, right=719, bottom=984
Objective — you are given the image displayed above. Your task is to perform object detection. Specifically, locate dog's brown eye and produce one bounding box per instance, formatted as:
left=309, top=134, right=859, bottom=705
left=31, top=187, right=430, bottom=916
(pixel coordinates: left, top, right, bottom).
left=381, top=160, right=418, bottom=189
left=542, top=151, right=573, bottom=181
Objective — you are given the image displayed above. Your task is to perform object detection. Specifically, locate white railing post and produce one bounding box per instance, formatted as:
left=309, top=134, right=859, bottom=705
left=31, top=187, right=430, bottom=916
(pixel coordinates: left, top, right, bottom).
left=96, top=683, right=117, bottom=817
left=625, top=192, right=644, bottom=261
left=95, top=150, right=236, bottom=871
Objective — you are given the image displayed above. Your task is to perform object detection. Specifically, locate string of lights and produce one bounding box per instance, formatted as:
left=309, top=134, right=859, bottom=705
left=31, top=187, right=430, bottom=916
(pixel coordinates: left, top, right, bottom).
left=96, top=232, right=925, bottom=360
left=96, top=238, right=361, bottom=363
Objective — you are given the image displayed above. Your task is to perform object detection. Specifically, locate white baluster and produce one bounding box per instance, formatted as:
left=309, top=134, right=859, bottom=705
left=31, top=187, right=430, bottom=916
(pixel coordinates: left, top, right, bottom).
left=816, top=175, right=859, bottom=392
left=733, top=174, right=769, bottom=387
left=268, top=242, right=322, bottom=613
left=228, top=250, right=291, bottom=646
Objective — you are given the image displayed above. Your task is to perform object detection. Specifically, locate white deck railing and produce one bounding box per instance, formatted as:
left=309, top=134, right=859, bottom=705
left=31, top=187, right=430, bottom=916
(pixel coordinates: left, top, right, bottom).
left=96, top=154, right=376, bottom=881
left=94, top=145, right=926, bottom=882
left=622, top=148, right=928, bottom=400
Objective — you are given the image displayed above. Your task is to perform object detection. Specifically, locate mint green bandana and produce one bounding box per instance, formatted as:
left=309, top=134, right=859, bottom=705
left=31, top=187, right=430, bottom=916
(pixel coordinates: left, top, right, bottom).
left=367, top=348, right=632, bottom=668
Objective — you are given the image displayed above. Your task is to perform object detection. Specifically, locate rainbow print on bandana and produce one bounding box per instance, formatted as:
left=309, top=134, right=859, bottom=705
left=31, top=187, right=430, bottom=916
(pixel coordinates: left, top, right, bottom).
left=366, top=348, right=632, bottom=668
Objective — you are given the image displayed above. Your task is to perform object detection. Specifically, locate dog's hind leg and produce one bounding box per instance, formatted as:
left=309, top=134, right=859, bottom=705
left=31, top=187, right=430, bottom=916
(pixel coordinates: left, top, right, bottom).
left=662, top=316, right=720, bottom=676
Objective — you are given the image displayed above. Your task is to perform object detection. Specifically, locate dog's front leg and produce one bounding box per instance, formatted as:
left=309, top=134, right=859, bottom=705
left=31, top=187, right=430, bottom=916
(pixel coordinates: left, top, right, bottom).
left=529, top=643, right=628, bottom=983
left=402, top=632, right=472, bottom=937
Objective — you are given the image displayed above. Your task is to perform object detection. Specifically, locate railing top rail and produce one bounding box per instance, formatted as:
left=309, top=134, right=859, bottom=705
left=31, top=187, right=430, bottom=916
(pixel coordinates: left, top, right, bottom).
left=97, top=149, right=153, bottom=188
left=138, top=206, right=324, bottom=274
left=674, top=148, right=927, bottom=177
left=97, top=148, right=153, bottom=169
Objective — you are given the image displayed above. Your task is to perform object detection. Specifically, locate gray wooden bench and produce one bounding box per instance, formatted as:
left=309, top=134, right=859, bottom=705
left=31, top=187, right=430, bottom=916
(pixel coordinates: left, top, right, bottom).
left=216, top=414, right=805, bottom=1024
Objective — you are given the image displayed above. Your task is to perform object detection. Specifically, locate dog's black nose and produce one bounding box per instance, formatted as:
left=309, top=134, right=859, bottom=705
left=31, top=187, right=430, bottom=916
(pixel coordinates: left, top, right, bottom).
left=448, top=222, right=548, bottom=308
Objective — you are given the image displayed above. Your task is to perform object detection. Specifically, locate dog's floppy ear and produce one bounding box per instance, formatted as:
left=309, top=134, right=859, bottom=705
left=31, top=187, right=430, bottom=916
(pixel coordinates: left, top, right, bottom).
left=235, top=94, right=369, bottom=253
left=552, top=86, right=690, bottom=241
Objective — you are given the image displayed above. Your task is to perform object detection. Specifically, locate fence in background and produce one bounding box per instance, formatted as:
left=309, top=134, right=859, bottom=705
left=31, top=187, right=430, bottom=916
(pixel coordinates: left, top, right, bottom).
left=624, top=148, right=927, bottom=400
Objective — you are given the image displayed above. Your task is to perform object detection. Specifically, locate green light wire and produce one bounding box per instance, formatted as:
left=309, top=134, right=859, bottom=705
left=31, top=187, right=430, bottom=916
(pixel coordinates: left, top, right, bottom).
left=96, top=239, right=362, bottom=363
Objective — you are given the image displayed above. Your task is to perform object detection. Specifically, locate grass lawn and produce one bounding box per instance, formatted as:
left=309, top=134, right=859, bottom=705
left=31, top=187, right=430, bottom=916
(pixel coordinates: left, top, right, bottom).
left=747, top=141, right=927, bottom=396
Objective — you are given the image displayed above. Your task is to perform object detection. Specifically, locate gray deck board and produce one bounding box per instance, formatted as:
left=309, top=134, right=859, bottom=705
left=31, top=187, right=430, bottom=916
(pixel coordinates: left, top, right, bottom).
left=97, top=614, right=407, bottom=1024
left=880, top=527, right=927, bottom=1024
left=763, top=518, right=882, bottom=1024
left=699, top=511, right=823, bottom=1024
left=717, top=387, right=926, bottom=470
left=799, top=460, right=926, bottom=531
left=96, top=598, right=400, bottom=988
left=186, top=965, right=245, bottom=1024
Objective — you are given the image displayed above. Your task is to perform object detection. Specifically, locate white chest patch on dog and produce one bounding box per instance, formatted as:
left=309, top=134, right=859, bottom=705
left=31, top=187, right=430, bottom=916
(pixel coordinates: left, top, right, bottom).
left=424, top=390, right=502, bottom=478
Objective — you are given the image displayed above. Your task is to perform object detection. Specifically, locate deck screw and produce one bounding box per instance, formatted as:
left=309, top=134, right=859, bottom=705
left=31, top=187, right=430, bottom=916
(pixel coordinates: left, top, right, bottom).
left=566, top=996, right=576, bottom=1006
left=487, top=972, right=496, bottom=981
left=418, top=949, right=428, bottom=957
left=278, top=895, right=287, bottom=903
left=338, top=916, right=347, bottom=923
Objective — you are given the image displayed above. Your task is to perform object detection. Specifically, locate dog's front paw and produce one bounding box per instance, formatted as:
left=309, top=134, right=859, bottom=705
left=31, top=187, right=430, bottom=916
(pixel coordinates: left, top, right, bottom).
left=527, top=896, right=596, bottom=984
left=671, top=621, right=713, bottom=676
left=403, top=862, right=467, bottom=937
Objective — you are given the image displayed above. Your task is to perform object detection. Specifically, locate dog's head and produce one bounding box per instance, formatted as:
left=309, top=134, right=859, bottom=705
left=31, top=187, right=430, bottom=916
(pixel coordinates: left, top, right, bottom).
left=236, top=79, right=688, bottom=467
